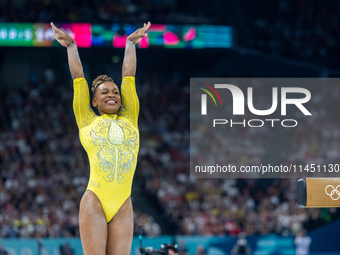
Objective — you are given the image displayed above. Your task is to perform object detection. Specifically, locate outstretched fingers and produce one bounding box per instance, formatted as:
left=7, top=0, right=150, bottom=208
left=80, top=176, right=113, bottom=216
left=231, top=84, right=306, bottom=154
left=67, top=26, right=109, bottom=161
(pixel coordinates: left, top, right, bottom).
left=141, top=21, right=151, bottom=35
left=50, top=23, right=61, bottom=40
left=50, top=22, right=75, bottom=47
left=126, top=21, right=151, bottom=44
left=50, top=22, right=61, bottom=34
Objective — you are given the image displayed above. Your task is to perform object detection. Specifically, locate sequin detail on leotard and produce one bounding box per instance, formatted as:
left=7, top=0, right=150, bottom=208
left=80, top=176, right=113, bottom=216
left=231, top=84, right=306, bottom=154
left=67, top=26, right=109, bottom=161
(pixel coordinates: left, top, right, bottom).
left=90, top=118, right=137, bottom=184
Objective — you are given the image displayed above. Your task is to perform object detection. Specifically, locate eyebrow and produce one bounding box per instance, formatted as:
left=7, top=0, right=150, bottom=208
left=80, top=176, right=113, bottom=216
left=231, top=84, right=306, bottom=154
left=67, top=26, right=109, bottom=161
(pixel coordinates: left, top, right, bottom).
left=100, top=87, right=119, bottom=91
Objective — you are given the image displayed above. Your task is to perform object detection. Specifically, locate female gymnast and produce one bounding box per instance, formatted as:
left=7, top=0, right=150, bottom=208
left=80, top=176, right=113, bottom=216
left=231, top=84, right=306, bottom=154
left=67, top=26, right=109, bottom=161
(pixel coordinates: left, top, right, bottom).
left=51, top=21, right=151, bottom=255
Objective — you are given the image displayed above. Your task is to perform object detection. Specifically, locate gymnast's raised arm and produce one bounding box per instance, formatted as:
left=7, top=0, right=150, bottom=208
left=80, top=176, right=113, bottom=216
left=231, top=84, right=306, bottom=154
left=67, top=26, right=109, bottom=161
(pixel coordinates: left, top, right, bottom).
left=122, top=22, right=151, bottom=78
left=50, top=22, right=84, bottom=80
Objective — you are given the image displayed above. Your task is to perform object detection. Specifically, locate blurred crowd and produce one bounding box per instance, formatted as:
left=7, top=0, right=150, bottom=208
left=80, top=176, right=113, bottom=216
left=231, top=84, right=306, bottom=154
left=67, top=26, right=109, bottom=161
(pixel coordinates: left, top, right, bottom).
left=0, top=71, right=82, bottom=237
left=0, top=68, right=340, bottom=238
left=0, top=0, right=224, bottom=25
left=149, top=177, right=339, bottom=236
left=240, top=0, right=340, bottom=57
left=143, top=79, right=340, bottom=236
left=1, top=0, right=340, bottom=239
left=284, top=81, right=340, bottom=168
left=0, top=69, right=163, bottom=238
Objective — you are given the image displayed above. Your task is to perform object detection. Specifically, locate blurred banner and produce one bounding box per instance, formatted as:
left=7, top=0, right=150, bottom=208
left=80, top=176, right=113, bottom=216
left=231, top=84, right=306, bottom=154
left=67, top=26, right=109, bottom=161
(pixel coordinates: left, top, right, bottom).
left=0, top=23, right=232, bottom=48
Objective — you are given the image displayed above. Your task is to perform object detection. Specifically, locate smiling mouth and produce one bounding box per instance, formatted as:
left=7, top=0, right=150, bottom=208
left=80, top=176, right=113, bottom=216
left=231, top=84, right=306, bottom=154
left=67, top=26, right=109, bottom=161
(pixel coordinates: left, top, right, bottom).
left=106, top=100, right=116, bottom=105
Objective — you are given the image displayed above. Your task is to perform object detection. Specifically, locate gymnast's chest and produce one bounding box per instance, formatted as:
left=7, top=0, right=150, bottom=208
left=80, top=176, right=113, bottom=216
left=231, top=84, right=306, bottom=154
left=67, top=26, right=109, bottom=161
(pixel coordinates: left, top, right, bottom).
left=79, top=115, right=139, bottom=152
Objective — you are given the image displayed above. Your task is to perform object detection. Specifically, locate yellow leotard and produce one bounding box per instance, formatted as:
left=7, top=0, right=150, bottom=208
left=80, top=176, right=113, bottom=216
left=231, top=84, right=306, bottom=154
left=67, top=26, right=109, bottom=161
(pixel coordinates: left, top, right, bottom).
left=73, top=76, right=139, bottom=222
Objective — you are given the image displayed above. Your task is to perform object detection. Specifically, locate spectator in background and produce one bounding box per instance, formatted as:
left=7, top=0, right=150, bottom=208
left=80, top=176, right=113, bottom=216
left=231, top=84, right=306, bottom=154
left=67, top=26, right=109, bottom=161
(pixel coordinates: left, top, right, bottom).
left=60, top=243, right=74, bottom=255
left=195, top=245, right=207, bottom=255
left=162, top=243, right=178, bottom=255
left=0, top=245, right=8, bottom=255
left=231, top=233, right=251, bottom=255
left=295, top=230, right=312, bottom=255
left=177, top=240, right=189, bottom=255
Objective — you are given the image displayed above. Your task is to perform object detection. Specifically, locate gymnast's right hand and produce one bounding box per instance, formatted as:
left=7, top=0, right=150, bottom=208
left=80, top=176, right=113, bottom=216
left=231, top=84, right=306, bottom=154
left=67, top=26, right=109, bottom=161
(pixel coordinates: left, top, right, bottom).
left=50, top=22, right=75, bottom=47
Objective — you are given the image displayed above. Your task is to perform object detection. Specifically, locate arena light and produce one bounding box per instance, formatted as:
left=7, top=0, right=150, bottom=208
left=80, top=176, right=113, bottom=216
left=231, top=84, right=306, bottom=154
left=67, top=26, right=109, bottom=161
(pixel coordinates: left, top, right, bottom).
left=0, top=23, right=232, bottom=48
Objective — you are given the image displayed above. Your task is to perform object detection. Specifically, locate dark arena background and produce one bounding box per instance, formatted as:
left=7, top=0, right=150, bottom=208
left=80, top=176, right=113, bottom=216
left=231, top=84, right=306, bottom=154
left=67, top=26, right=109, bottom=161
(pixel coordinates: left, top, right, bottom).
left=1, top=0, right=340, bottom=254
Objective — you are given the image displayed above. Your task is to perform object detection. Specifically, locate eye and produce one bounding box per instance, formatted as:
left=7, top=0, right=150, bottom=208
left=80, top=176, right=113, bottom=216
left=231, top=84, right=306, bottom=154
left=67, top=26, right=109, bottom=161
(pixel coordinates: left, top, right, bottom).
left=101, top=91, right=107, bottom=94
left=114, top=91, right=119, bottom=94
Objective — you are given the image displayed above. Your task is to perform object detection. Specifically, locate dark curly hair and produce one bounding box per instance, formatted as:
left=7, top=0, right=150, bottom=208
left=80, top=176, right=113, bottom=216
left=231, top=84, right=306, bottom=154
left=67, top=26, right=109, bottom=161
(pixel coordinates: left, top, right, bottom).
left=91, top=75, right=116, bottom=94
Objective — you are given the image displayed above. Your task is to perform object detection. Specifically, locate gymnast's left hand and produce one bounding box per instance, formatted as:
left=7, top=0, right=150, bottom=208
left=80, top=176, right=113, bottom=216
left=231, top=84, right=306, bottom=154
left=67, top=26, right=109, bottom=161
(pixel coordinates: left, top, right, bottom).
left=127, top=21, right=151, bottom=44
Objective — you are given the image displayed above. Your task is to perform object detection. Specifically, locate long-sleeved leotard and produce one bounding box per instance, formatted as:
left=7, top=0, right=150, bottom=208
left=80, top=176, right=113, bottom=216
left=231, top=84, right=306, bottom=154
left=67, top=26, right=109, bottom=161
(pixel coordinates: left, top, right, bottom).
left=73, top=76, right=139, bottom=222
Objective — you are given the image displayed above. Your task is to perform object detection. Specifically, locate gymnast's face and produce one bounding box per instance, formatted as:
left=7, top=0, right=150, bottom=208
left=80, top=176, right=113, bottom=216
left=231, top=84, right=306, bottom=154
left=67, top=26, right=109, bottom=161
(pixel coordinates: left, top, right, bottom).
left=92, top=82, right=122, bottom=116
